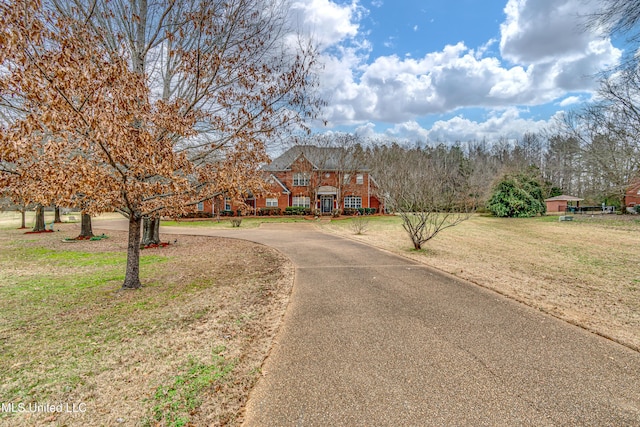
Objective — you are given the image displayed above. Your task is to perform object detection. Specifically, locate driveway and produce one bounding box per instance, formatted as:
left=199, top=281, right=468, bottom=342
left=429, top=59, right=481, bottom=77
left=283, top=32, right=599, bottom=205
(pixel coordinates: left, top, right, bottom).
left=96, top=220, right=640, bottom=426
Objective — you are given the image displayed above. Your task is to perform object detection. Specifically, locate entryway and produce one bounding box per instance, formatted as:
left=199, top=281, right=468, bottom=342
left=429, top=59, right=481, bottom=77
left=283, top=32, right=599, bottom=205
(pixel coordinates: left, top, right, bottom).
left=321, top=195, right=333, bottom=214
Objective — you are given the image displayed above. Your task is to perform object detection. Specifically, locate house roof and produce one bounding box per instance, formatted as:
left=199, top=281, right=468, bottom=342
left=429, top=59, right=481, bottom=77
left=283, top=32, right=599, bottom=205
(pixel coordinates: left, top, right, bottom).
left=262, top=145, right=367, bottom=171
left=267, top=174, right=290, bottom=194
left=544, top=195, right=583, bottom=202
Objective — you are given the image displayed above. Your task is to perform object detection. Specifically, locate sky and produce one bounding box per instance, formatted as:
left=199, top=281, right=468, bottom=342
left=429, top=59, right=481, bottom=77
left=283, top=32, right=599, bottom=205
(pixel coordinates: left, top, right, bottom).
left=289, top=0, right=624, bottom=143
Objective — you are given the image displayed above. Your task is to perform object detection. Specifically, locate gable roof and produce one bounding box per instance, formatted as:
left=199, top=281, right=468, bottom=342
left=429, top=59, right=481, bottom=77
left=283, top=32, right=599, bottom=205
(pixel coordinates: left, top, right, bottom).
left=267, top=174, right=290, bottom=194
left=262, top=145, right=367, bottom=172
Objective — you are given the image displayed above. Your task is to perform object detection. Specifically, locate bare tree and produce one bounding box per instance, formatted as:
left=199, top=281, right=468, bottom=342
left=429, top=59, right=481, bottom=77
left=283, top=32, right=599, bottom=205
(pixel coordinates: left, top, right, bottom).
left=561, top=103, right=639, bottom=206
left=368, top=144, right=476, bottom=250
left=588, top=0, right=640, bottom=66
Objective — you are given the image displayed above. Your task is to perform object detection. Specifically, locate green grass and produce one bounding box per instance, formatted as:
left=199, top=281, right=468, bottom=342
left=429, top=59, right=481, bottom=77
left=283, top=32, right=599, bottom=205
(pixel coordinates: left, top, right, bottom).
left=161, top=216, right=310, bottom=229
left=0, top=244, right=172, bottom=405
left=148, top=345, right=235, bottom=427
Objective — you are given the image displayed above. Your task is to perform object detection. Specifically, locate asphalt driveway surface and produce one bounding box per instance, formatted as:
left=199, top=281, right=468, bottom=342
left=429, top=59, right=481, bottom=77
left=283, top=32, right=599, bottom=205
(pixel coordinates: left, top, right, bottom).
left=96, top=220, right=640, bottom=426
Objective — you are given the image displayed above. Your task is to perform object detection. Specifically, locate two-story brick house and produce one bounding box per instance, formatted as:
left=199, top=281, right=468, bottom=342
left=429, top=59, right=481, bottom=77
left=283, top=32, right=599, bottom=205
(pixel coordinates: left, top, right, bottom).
left=258, top=145, right=382, bottom=214
left=202, top=145, right=382, bottom=215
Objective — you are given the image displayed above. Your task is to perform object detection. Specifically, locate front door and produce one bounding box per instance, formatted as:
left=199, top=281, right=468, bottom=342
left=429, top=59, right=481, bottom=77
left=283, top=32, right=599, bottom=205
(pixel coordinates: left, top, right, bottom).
left=321, top=196, right=333, bottom=214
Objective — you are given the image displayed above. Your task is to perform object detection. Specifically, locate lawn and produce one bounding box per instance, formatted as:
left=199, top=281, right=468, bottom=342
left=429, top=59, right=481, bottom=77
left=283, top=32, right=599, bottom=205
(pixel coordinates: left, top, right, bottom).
left=161, top=216, right=310, bottom=229
left=0, top=220, right=293, bottom=426
left=321, top=213, right=640, bottom=351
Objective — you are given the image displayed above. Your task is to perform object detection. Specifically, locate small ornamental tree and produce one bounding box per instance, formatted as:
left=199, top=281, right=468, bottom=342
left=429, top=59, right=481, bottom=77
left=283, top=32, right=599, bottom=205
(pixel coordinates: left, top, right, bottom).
left=369, top=144, right=476, bottom=250
left=487, top=171, right=547, bottom=218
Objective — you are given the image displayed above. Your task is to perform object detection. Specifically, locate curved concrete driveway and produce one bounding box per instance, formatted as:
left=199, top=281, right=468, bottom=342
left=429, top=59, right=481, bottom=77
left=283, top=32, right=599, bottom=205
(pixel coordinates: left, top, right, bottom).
left=96, top=220, right=640, bottom=426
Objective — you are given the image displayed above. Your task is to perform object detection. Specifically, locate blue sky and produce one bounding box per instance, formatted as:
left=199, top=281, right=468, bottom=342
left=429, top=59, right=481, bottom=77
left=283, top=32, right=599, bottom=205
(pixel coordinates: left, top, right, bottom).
left=290, top=0, right=623, bottom=143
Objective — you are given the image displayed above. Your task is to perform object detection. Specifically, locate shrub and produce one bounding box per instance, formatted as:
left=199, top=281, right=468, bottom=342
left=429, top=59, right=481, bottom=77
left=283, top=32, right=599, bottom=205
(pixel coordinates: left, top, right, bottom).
left=257, top=207, right=281, bottom=216
left=487, top=170, right=546, bottom=218
left=284, top=206, right=309, bottom=215
left=356, top=207, right=376, bottom=215
left=349, top=216, right=370, bottom=235
left=180, top=212, right=213, bottom=219
left=343, top=208, right=357, bottom=216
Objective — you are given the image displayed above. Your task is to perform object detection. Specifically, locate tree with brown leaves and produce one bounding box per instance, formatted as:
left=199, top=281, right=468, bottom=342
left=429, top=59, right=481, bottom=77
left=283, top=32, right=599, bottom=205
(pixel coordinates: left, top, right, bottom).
left=0, top=0, right=321, bottom=288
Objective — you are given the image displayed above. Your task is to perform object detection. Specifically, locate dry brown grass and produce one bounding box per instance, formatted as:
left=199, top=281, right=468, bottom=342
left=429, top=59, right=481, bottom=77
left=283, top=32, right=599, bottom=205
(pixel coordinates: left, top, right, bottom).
left=0, top=221, right=293, bottom=426
left=322, top=214, right=640, bottom=351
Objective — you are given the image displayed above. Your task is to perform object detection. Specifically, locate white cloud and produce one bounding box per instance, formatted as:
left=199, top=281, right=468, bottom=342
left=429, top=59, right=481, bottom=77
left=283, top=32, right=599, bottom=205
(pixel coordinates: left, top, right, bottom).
left=290, top=0, right=363, bottom=48
left=426, top=108, right=555, bottom=142
left=499, top=0, right=620, bottom=79
left=297, top=0, right=622, bottom=142
left=558, top=95, right=582, bottom=106
left=349, top=109, right=560, bottom=143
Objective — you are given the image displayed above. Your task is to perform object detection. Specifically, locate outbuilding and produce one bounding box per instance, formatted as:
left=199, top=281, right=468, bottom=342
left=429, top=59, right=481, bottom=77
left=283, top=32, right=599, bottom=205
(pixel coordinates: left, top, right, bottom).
left=544, top=195, right=583, bottom=213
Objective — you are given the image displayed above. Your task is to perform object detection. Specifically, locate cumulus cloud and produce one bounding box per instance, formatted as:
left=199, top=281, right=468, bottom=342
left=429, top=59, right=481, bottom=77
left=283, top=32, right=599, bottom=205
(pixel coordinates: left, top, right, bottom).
left=351, top=109, right=559, bottom=144
left=290, top=0, right=363, bottom=48
left=500, top=0, right=597, bottom=63
left=296, top=0, right=622, bottom=142
left=427, top=108, right=555, bottom=142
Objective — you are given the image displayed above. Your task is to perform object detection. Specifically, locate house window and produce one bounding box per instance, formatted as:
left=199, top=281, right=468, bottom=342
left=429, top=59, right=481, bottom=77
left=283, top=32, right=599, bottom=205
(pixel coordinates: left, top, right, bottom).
left=197, top=202, right=204, bottom=211
left=266, top=198, right=278, bottom=207
left=356, top=174, right=364, bottom=184
left=292, top=196, right=310, bottom=208
left=293, top=172, right=310, bottom=186
left=344, top=173, right=351, bottom=184
left=344, top=196, right=362, bottom=209
left=224, top=198, right=231, bottom=211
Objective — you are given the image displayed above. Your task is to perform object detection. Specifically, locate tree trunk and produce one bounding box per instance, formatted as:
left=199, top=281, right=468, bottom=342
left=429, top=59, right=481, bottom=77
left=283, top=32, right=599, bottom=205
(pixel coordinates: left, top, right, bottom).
left=122, top=214, right=142, bottom=289
left=79, top=213, right=93, bottom=238
left=142, top=216, right=160, bottom=246
left=33, top=204, right=46, bottom=232
left=54, top=206, right=62, bottom=223
left=20, top=207, right=26, bottom=229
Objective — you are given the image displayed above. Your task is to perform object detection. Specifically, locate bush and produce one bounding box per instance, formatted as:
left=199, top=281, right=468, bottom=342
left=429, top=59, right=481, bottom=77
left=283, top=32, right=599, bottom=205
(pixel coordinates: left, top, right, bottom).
left=180, top=212, right=213, bottom=219
left=284, top=206, right=310, bottom=215
left=220, top=210, right=234, bottom=217
left=487, top=170, right=546, bottom=218
left=257, top=207, right=281, bottom=216
left=356, top=207, right=376, bottom=215
left=349, top=216, right=370, bottom=235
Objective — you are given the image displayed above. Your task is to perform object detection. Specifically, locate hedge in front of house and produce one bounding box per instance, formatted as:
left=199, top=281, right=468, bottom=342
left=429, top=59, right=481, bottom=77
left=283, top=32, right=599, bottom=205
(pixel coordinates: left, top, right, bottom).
left=257, top=207, right=282, bottom=216
left=285, top=206, right=311, bottom=215
left=342, top=207, right=377, bottom=216
left=180, top=212, right=213, bottom=218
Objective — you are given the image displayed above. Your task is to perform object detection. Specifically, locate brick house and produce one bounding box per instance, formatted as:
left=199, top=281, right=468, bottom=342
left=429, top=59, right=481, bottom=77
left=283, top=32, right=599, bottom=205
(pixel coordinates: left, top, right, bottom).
left=201, top=145, right=383, bottom=215
left=624, top=179, right=640, bottom=209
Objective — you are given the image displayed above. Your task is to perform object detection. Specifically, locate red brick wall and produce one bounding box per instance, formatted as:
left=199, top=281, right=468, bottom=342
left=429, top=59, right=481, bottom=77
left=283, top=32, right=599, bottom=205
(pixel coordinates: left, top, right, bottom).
left=625, top=181, right=640, bottom=207
left=546, top=200, right=567, bottom=213
left=200, top=170, right=384, bottom=215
